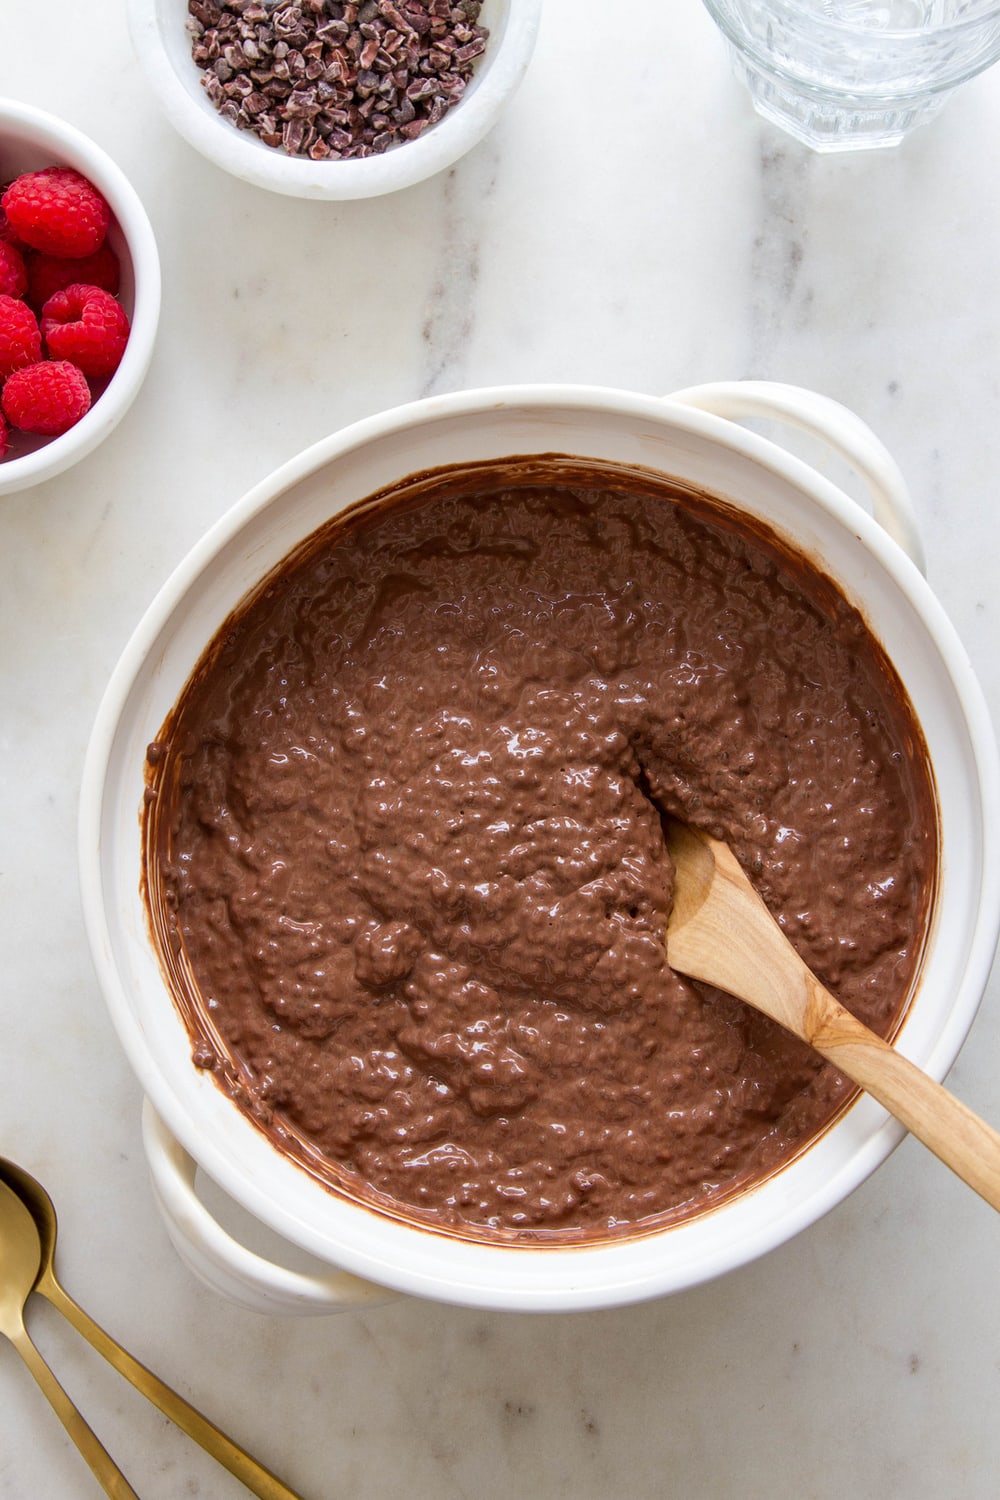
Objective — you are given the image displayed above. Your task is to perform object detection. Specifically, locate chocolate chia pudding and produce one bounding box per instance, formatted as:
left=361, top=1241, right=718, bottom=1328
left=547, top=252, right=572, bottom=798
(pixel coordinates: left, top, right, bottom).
left=143, top=457, right=937, bottom=1242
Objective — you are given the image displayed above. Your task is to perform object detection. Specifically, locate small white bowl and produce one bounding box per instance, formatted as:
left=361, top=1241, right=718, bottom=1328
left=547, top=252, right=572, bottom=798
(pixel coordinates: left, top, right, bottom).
left=128, top=0, right=541, bottom=199
left=0, top=99, right=161, bottom=497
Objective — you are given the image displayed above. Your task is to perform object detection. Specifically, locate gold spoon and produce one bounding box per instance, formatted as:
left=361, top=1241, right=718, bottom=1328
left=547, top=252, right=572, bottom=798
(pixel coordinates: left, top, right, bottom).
left=665, top=821, right=1000, bottom=1212
left=0, top=1157, right=305, bottom=1500
left=0, top=1176, right=140, bottom=1497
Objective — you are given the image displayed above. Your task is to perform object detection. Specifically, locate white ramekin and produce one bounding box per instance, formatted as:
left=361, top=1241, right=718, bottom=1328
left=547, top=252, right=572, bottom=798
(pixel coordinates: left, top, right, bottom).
left=128, top=0, right=541, bottom=199
left=80, top=382, right=1000, bottom=1314
left=0, top=98, right=161, bottom=496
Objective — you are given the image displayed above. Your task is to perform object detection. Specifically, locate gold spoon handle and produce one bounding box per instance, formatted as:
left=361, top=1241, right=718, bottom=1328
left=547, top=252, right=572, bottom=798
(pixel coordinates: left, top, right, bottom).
left=5, top=1322, right=140, bottom=1499
left=41, top=1278, right=305, bottom=1500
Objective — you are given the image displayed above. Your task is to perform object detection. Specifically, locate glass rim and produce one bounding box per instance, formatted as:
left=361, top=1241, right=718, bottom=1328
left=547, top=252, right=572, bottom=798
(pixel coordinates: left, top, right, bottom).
left=703, top=0, right=1000, bottom=44
left=701, top=0, right=1000, bottom=101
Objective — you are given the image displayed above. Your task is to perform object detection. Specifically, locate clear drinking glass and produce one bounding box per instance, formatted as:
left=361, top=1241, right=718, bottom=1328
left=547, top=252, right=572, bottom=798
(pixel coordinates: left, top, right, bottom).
left=702, top=1, right=1000, bottom=151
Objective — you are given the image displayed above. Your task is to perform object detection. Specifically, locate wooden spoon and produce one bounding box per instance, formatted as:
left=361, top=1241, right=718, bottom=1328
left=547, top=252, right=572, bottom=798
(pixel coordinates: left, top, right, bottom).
left=665, top=820, right=1000, bottom=1211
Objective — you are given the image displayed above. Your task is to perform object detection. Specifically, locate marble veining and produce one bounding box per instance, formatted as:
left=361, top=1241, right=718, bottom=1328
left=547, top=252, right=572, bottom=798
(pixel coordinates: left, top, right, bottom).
left=1, top=3, right=999, bottom=1497
left=418, top=160, right=493, bottom=397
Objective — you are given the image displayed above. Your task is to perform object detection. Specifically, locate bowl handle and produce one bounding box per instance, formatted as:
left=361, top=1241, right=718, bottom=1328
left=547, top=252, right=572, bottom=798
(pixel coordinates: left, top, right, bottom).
left=665, top=381, right=926, bottom=573
left=141, top=1100, right=396, bottom=1316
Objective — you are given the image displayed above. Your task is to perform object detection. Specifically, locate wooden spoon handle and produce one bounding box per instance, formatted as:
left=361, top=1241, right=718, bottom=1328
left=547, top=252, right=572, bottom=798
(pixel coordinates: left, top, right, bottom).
left=807, top=981, right=1000, bottom=1211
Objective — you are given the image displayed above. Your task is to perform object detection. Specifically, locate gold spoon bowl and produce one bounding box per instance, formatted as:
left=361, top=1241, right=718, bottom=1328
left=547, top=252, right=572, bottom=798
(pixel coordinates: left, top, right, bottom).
left=0, top=1175, right=138, bottom=1497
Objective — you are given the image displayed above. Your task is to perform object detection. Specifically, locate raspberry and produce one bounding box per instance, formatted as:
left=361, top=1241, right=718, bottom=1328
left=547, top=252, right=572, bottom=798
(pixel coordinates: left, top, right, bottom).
left=42, top=283, right=130, bottom=378
left=26, top=241, right=120, bottom=310
left=0, top=411, right=8, bottom=458
left=0, top=294, right=42, bottom=379
left=0, top=189, right=19, bottom=245
left=2, top=167, right=110, bottom=258
left=0, top=240, right=27, bottom=298
left=2, top=359, right=91, bottom=436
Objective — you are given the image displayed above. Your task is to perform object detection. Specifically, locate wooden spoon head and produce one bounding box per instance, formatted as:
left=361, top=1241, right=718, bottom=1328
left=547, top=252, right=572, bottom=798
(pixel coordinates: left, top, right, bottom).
left=664, top=820, right=815, bottom=1036
left=664, top=820, right=723, bottom=933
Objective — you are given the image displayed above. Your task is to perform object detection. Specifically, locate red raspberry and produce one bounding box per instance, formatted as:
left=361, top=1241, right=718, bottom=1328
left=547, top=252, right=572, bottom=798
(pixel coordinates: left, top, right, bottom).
left=42, top=283, right=130, bottom=378
left=0, top=294, right=42, bottom=379
left=26, top=241, right=120, bottom=310
left=2, top=360, right=91, bottom=436
left=0, top=410, right=9, bottom=458
left=0, top=188, right=19, bottom=245
left=0, top=240, right=27, bottom=298
left=2, top=167, right=110, bottom=258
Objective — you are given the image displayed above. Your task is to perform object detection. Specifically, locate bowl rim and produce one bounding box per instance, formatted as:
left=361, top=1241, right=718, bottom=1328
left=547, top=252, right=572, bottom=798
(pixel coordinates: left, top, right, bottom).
left=79, top=383, right=1000, bottom=1309
left=127, top=0, right=542, bottom=199
left=0, top=97, right=161, bottom=496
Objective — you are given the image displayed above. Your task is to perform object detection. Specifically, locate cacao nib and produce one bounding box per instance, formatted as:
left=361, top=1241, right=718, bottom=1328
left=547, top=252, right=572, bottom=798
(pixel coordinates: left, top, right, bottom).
left=187, top=0, right=489, bottom=161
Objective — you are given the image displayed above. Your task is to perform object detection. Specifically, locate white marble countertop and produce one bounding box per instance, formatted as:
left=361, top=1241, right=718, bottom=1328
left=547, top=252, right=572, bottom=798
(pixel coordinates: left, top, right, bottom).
left=2, top=3, right=1000, bottom=1496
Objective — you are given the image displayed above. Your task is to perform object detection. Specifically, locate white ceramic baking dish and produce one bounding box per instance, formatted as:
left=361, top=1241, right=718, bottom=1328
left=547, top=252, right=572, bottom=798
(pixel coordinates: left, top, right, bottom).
left=80, top=381, right=1000, bottom=1314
